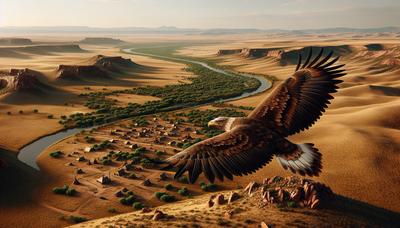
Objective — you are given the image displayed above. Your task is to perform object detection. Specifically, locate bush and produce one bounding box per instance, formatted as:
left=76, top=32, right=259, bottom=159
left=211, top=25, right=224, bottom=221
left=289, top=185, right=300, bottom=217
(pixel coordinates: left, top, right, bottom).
left=155, top=150, right=166, bottom=156
left=200, top=182, right=217, bottom=192
left=178, top=187, right=189, bottom=196
left=53, top=185, right=76, bottom=196
left=160, top=194, right=176, bottom=202
left=164, top=183, right=174, bottom=191
left=69, top=215, right=87, bottom=224
left=154, top=192, right=166, bottom=199
left=33, top=109, right=38, bottom=113
left=19, top=110, right=23, bottom=114
left=47, top=114, right=54, bottom=119
left=132, top=202, right=144, bottom=210
left=6, top=111, right=11, bottom=115
left=49, top=151, right=63, bottom=158
left=66, top=188, right=77, bottom=196
left=120, top=195, right=136, bottom=205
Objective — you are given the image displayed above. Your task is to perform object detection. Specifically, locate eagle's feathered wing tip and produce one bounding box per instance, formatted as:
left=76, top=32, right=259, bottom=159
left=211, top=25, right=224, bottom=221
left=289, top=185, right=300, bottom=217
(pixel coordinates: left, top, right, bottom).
left=277, top=143, right=322, bottom=177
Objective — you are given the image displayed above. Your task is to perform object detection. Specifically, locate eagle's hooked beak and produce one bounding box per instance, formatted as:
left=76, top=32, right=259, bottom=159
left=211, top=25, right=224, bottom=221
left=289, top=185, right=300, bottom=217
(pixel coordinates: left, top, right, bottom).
left=207, top=120, right=217, bottom=128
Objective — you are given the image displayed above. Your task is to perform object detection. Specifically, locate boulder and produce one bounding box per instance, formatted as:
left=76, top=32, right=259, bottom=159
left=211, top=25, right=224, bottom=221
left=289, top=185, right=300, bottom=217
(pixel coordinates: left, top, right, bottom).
left=227, top=192, right=240, bottom=204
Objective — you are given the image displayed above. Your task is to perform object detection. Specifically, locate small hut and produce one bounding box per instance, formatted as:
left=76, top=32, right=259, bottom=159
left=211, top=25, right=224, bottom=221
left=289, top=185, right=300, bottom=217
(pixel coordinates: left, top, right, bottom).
left=97, top=175, right=112, bottom=185
left=76, top=156, right=86, bottom=162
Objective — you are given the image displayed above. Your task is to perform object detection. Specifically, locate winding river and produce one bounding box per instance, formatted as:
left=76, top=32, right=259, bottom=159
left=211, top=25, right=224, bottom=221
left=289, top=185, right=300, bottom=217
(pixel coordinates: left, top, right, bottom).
left=17, top=48, right=272, bottom=170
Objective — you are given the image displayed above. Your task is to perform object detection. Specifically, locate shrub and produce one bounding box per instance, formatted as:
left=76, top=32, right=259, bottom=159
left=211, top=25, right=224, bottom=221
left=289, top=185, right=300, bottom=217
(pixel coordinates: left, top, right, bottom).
left=65, top=188, right=77, bottom=196
left=6, top=111, right=11, bottom=115
left=47, top=114, right=54, bottom=119
left=155, top=150, right=166, bottom=156
left=178, top=187, right=189, bottom=196
left=53, top=185, right=76, bottom=196
left=160, top=194, right=176, bottom=202
left=69, top=215, right=87, bottom=224
left=132, top=202, right=144, bottom=210
left=120, top=195, right=136, bottom=205
left=19, top=110, right=23, bottom=114
left=49, top=151, right=63, bottom=158
left=154, top=192, right=166, bottom=199
left=108, top=208, right=117, bottom=213
left=164, top=183, right=174, bottom=191
left=33, top=109, right=38, bottom=113
left=200, top=182, right=217, bottom=192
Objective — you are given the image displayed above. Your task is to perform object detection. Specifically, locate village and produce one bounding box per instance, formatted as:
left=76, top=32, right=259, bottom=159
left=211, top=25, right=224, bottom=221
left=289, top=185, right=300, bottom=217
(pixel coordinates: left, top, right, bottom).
left=38, top=108, right=244, bottom=217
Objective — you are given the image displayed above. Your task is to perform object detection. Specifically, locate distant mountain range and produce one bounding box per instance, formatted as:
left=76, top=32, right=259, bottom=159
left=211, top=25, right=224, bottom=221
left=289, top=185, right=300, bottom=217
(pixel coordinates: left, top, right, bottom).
left=1, top=26, right=399, bottom=35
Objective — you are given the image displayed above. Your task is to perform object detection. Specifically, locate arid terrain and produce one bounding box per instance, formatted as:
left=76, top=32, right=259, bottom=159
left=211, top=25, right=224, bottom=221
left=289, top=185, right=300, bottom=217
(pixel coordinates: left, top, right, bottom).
left=0, top=33, right=399, bottom=227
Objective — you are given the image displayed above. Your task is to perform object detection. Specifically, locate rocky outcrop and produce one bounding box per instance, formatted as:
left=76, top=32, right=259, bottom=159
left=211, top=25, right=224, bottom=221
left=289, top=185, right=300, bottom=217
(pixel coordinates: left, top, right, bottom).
left=217, top=48, right=284, bottom=59
left=217, top=49, right=242, bottom=56
left=57, top=55, right=137, bottom=80
left=0, top=68, right=41, bottom=92
left=57, top=65, right=109, bottom=80
left=0, top=38, right=33, bottom=46
left=80, top=37, right=125, bottom=45
left=93, top=55, right=137, bottom=71
left=258, top=176, right=334, bottom=209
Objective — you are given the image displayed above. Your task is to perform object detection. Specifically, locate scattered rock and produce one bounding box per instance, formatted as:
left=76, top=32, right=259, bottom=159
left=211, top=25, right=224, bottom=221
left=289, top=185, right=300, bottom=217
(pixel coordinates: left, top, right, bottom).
left=244, top=181, right=259, bottom=195
left=214, top=194, right=225, bottom=206
left=152, top=210, right=167, bottom=221
left=224, top=210, right=233, bottom=219
left=227, top=191, right=240, bottom=204
left=260, top=222, right=270, bottom=228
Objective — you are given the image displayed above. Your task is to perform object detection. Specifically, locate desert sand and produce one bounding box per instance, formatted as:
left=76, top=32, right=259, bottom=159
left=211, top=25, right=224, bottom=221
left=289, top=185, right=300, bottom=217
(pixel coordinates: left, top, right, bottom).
left=0, top=34, right=399, bottom=227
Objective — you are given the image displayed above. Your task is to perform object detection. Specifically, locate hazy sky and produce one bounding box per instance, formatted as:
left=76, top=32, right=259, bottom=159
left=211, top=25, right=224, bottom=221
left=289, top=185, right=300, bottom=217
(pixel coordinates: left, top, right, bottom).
left=1, top=0, right=399, bottom=29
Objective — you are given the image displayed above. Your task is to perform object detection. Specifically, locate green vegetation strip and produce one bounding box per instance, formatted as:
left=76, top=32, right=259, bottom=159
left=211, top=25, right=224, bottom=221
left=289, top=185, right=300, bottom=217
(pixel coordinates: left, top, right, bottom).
left=61, top=46, right=261, bottom=128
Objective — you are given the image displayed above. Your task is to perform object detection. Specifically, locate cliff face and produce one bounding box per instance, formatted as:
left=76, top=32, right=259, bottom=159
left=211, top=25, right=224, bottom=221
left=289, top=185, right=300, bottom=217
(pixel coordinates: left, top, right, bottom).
left=0, top=38, right=33, bottom=46
left=93, top=55, right=137, bottom=71
left=0, top=68, right=40, bottom=92
left=57, top=55, right=137, bottom=80
left=217, top=48, right=284, bottom=59
left=80, top=37, right=125, bottom=45
left=217, top=49, right=242, bottom=56
left=57, top=65, right=109, bottom=80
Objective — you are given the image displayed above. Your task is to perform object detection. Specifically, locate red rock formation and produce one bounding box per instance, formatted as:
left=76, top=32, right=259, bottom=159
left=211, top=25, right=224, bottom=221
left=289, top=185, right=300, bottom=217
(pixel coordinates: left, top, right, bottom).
left=57, top=65, right=109, bottom=80
left=93, top=55, right=137, bottom=71
left=0, top=68, right=40, bottom=92
left=217, top=49, right=242, bottom=56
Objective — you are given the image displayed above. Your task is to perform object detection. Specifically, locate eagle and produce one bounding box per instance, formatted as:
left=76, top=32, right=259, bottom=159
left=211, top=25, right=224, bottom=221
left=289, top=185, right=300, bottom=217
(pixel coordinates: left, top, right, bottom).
left=166, top=48, right=346, bottom=184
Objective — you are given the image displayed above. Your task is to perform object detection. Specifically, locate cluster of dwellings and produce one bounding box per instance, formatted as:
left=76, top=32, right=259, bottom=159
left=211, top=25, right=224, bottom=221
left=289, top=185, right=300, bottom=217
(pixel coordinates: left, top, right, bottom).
left=105, top=118, right=202, bottom=148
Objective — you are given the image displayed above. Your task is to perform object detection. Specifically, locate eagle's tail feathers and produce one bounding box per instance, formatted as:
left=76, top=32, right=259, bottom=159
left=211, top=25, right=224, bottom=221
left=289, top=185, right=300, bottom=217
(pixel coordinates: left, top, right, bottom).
left=277, top=143, right=322, bottom=177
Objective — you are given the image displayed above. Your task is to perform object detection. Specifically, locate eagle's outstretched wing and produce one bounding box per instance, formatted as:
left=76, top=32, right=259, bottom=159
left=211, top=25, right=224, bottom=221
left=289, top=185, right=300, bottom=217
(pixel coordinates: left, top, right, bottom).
left=165, top=124, right=273, bottom=183
left=249, top=48, right=346, bottom=136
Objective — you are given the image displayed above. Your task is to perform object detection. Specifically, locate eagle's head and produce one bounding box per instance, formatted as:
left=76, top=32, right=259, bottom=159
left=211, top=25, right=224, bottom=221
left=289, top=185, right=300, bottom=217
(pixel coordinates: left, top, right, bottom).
left=207, top=117, right=235, bottom=131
